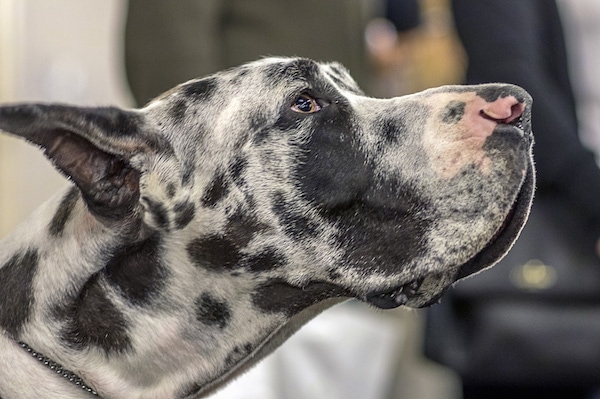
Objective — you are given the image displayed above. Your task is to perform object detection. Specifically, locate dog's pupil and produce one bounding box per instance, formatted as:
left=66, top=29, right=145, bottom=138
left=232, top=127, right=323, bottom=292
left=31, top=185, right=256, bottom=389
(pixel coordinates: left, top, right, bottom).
left=296, top=96, right=313, bottom=112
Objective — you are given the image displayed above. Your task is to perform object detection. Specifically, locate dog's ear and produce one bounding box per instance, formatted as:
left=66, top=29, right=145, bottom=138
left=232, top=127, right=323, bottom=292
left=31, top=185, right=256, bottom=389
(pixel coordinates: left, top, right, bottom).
left=0, top=103, right=169, bottom=221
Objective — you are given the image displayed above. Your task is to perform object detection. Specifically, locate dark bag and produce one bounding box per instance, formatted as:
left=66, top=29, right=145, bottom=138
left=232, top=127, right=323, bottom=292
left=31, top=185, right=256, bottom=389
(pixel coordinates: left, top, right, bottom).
left=424, top=195, right=600, bottom=386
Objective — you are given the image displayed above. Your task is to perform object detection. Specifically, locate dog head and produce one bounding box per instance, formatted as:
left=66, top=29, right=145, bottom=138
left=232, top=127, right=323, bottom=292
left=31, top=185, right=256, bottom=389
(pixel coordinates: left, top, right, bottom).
left=0, top=57, right=534, bottom=396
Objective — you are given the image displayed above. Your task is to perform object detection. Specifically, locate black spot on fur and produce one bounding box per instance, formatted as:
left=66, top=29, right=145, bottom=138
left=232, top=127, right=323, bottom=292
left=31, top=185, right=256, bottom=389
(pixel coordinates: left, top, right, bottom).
left=195, top=293, right=231, bottom=329
left=328, top=269, right=342, bottom=281
left=252, top=279, right=348, bottom=316
left=59, top=274, right=132, bottom=353
left=380, top=118, right=407, bottom=144
left=166, top=183, right=177, bottom=198
left=245, top=248, right=285, bottom=273
left=201, top=173, right=229, bottom=207
left=250, top=113, right=268, bottom=133
left=0, top=249, right=38, bottom=337
left=105, top=235, right=168, bottom=305
left=182, top=161, right=196, bottom=187
left=182, top=77, right=218, bottom=101
left=226, top=210, right=268, bottom=248
left=252, top=127, right=272, bottom=145
left=262, top=62, right=287, bottom=82
left=442, top=101, right=465, bottom=124
left=230, top=157, right=248, bottom=183
left=142, top=196, right=170, bottom=229
left=169, top=97, right=188, bottom=124
left=187, top=235, right=242, bottom=271
left=88, top=107, right=142, bottom=137
left=272, top=192, right=320, bottom=239
left=174, top=201, right=196, bottom=229
left=49, top=186, right=80, bottom=236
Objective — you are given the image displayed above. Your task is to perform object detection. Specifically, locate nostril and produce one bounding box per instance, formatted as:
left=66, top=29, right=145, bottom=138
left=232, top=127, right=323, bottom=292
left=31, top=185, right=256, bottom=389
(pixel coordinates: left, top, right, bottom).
left=505, top=102, right=525, bottom=124
left=480, top=96, right=525, bottom=124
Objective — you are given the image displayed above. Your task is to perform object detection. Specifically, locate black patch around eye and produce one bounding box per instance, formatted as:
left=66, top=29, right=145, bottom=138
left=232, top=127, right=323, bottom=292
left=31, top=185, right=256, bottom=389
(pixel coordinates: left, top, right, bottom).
left=105, top=234, right=168, bottom=306
left=58, top=274, right=132, bottom=354
left=182, top=77, right=218, bottom=101
left=142, top=196, right=170, bottom=229
left=0, top=249, right=38, bottom=337
left=49, top=186, right=80, bottom=237
left=195, top=292, right=231, bottom=329
left=273, top=113, right=302, bottom=132
left=442, top=101, right=466, bottom=124
left=201, top=173, right=229, bottom=207
left=245, top=248, right=285, bottom=273
left=187, top=235, right=242, bottom=271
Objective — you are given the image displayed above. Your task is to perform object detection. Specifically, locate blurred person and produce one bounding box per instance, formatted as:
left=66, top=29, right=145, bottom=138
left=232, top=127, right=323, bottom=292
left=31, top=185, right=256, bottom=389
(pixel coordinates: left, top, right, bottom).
left=440, top=1, right=600, bottom=398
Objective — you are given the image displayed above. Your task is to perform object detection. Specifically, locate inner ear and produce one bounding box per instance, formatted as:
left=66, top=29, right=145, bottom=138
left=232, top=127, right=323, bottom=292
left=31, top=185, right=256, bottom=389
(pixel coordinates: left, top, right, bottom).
left=0, top=103, right=161, bottom=221
left=46, top=129, right=141, bottom=219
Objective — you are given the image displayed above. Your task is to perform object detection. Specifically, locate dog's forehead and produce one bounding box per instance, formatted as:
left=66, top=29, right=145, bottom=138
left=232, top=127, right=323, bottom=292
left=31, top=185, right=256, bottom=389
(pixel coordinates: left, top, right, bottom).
left=221, top=57, right=362, bottom=95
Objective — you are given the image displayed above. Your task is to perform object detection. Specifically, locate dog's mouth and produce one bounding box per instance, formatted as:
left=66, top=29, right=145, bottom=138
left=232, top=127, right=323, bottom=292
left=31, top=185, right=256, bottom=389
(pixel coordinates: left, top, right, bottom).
left=365, top=278, right=425, bottom=309
left=364, top=160, right=534, bottom=310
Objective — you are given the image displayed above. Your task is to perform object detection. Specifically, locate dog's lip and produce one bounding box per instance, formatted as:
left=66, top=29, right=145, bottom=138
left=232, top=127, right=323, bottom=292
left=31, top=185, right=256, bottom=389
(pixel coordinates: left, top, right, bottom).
left=363, top=277, right=424, bottom=309
left=454, top=161, right=534, bottom=281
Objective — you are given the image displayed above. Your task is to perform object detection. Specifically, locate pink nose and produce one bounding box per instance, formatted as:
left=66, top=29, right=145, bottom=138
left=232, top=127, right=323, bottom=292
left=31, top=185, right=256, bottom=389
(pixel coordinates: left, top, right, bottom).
left=480, top=96, right=525, bottom=124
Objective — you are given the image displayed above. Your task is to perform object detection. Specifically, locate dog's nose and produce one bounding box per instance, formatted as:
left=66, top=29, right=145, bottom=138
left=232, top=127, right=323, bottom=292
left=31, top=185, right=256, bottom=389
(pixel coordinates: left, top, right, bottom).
left=480, top=96, right=525, bottom=124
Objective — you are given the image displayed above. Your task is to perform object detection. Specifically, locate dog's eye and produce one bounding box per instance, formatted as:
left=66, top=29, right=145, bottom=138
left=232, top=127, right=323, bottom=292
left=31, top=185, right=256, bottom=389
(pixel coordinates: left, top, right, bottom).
left=291, top=94, right=322, bottom=113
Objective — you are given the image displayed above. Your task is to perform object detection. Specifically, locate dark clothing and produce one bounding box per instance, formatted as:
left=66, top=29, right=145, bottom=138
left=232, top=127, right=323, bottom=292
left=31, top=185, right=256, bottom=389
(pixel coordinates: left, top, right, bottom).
left=385, top=0, right=421, bottom=32
left=451, top=1, right=600, bottom=397
left=452, top=0, right=600, bottom=242
left=125, top=0, right=371, bottom=105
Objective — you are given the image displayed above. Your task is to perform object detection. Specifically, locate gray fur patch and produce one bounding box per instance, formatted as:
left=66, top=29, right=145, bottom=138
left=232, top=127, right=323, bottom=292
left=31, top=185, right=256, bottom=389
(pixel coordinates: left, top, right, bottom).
left=441, top=100, right=466, bottom=124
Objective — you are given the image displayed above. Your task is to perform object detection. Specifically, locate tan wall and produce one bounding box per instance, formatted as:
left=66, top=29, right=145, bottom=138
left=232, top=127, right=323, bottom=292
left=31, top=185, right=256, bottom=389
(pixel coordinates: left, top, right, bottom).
left=0, top=0, right=133, bottom=237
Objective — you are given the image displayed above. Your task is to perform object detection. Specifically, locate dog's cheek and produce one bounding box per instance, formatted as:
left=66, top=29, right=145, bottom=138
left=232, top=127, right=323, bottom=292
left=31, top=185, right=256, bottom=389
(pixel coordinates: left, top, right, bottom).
left=296, top=121, right=371, bottom=209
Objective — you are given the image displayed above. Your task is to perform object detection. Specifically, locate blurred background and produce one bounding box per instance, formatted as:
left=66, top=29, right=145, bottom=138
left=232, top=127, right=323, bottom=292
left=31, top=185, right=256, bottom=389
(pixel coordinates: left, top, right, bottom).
left=2, top=1, right=600, bottom=399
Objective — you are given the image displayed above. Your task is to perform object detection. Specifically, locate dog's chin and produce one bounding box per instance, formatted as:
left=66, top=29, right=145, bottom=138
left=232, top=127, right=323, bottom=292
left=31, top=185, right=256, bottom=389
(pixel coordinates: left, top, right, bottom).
left=363, top=163, right=535, bottom=310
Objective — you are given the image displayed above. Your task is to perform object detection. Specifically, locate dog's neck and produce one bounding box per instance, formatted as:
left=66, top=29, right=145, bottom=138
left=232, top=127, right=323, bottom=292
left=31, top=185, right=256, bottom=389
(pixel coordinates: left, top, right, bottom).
left=0, top=185, right=341, bottom=399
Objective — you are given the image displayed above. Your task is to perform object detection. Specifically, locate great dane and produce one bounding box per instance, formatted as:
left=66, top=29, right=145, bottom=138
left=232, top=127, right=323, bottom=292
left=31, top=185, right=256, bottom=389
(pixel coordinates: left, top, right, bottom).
left=0, top=57, right=534, bottom=398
